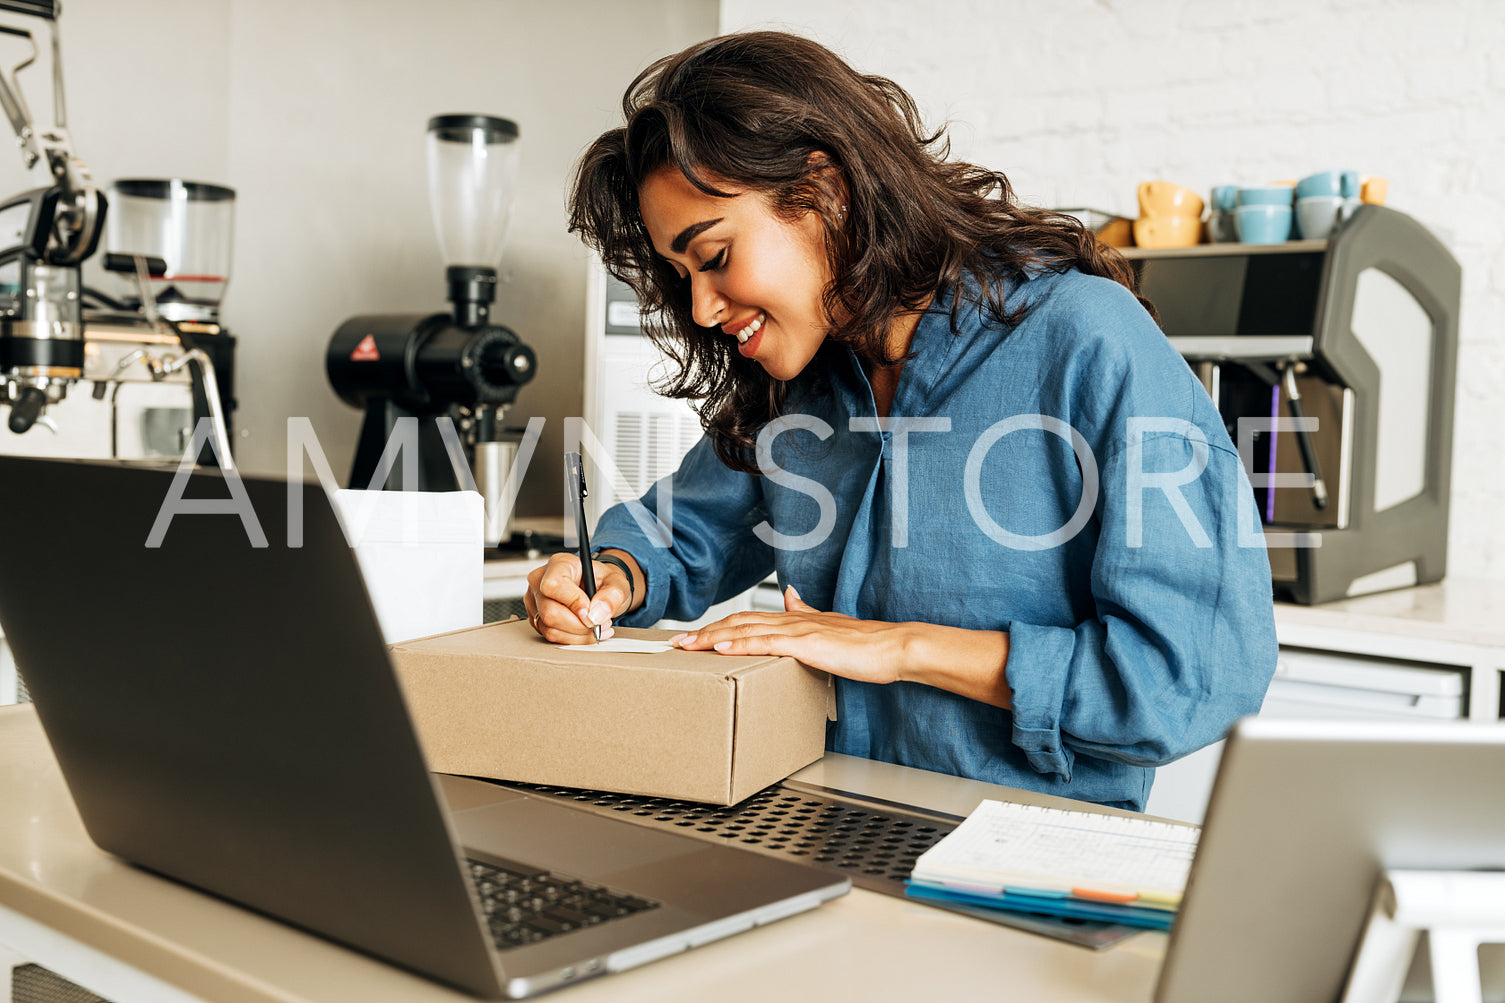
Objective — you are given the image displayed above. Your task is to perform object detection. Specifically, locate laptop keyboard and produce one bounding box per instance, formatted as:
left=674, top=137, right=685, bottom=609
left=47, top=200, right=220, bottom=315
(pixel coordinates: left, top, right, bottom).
left=466, top=858, right=659, bottom=951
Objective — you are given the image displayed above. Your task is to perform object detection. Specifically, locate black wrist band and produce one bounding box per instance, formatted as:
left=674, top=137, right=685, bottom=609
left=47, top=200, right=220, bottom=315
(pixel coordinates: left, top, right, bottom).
left=592, top=551, right=635, bottom=613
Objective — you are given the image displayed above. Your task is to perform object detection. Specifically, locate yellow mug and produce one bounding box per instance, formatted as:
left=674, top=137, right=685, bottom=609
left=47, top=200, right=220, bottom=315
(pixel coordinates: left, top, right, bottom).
left=1133, top=215, right=1202, bottom=249
left=1137, top=181, right=1205, bottom=219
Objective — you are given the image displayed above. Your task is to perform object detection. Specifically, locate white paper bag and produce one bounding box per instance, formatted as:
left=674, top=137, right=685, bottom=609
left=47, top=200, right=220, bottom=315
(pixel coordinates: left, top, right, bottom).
left=330, top=488, right=483, bottom=644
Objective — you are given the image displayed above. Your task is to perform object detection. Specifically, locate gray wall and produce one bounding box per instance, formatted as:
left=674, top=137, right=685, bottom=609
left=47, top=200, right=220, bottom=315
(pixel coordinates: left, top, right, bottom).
left=0, top=0, right=716, bottom=515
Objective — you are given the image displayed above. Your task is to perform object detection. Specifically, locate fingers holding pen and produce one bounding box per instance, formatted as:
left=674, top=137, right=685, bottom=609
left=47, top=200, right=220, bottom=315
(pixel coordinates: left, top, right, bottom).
left=526, top=554, right=616, bottom=643
left=523, top=584, right=592, bottom=643
left=567, top=558, right=633, bottom=634
left=541, top=555, right=602, bottom=632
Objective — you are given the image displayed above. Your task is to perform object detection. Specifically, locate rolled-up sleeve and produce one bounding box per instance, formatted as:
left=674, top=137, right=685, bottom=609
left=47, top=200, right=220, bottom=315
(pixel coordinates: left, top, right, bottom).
left=592, top=438, right=776, bottom=626
left=1004, top=433, right=1278, bottom=781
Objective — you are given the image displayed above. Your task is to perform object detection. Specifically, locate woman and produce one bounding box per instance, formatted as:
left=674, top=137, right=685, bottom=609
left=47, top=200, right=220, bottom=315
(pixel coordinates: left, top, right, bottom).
left=526, top=31, right=1277, bottom=810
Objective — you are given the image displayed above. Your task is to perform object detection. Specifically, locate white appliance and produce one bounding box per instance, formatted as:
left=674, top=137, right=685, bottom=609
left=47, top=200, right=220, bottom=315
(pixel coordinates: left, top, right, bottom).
left=582, top=260, right=777, bottom=627
left=582, top=261, right=704, bottom=526
left=1145, top=648, right=1467, bottom=823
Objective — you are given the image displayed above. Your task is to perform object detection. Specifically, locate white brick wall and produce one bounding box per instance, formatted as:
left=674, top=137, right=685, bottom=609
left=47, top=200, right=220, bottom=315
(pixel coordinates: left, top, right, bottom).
left=721, top=0, right=1505, bottom=583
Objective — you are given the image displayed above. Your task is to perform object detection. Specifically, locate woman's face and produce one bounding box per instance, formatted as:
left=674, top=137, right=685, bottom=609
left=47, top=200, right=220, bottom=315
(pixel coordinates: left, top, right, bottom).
left=638, top=165, right=833, bottom=382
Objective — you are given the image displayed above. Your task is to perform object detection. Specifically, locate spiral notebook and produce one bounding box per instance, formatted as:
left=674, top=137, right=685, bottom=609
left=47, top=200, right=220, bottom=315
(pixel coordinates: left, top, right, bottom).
left=906, top=800, right=1200, bottom=929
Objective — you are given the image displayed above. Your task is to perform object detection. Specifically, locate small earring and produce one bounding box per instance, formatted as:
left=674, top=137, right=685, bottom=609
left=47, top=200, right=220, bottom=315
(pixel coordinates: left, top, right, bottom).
left=836, top=204, right=848, bottom=222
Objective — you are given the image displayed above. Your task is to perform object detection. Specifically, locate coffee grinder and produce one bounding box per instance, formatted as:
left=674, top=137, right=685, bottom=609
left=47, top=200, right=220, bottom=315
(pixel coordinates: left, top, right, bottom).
left=327, top=114, right=536, bottom=545
left=91, top=177, right=239, bottom=465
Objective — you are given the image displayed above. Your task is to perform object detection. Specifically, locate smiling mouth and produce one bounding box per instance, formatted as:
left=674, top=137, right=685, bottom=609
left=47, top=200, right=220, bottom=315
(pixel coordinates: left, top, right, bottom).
left=730, top=312, right=765, bottom=344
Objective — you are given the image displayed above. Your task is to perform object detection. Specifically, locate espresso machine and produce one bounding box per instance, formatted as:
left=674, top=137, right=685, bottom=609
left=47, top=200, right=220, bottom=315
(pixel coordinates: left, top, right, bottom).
left=0, top=0, right=102, bottom=434
left=327, top=114, right=536, bottom=546
left=0, top=1, right=236, bottom=466
left=1130, top=205, right=1460, bottom=604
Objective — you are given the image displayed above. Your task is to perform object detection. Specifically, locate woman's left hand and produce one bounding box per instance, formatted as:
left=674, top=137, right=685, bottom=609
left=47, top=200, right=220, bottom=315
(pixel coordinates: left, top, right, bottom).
left=670, top=587, right=913, bottom=685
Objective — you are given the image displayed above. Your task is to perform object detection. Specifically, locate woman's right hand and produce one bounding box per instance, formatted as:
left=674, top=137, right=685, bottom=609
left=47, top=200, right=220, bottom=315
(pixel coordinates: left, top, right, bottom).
left=524, top=552, right=633, bottom=643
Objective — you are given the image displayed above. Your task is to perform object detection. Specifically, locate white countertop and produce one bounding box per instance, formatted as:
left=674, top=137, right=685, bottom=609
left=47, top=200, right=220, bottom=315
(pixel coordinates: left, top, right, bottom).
left=0, top=704, right=1170, bottom=1003
left=1274, top=578, right=1505, bottom=649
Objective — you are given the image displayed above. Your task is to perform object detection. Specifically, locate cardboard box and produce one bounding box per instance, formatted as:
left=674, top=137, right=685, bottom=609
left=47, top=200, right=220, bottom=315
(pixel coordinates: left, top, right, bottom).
left=389, top=618, right=833, bottom=805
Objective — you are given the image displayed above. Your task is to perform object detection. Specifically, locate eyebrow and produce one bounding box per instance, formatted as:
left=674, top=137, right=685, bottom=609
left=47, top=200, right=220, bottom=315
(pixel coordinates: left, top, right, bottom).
left=671, top=218, right=724, bottom=254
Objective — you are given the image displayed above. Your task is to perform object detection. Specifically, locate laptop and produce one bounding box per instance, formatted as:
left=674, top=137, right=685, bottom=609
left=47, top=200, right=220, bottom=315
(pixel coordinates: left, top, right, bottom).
left=0, top=456, right=848, bottom=998
left=1156, top=715, right=1505, bottom=1003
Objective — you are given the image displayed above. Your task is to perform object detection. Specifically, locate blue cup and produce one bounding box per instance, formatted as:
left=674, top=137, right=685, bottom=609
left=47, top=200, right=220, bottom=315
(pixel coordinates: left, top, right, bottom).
left=1237, top=184, right=1294, bottom=207
left=1211, top=185, right=1240, bottom=213
left=1295, top=170, right=1342, bottom=199
left=1295, top=170, right=1361, bottom=200
left=1235, top=204, right=1293, bottom=244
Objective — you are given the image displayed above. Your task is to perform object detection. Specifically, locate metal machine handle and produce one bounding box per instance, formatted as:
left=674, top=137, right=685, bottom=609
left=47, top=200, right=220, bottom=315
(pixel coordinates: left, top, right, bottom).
left=103, top=252, right=167, bottom=277
left=158, top=348, right=236, bottom=472
left=0, top=2, right=56, bottom=20
left=1282, top=362, right=1329, bottom=511
left=7, top=385, right=44, bottom=432
left=0, top=23, right=41, bottom=168
left=102, top=345, right=237, bottom=472
left=0, top=4, right=101, bottom=263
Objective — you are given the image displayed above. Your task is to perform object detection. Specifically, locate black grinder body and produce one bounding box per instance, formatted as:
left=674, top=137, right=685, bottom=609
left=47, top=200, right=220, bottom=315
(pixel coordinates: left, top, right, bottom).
left=326, top=285, right=535, bottom=492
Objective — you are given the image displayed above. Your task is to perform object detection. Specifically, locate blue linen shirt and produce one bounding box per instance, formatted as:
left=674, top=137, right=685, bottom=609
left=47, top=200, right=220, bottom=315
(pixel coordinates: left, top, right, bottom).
left=593, top=266, right=1278, bottom=810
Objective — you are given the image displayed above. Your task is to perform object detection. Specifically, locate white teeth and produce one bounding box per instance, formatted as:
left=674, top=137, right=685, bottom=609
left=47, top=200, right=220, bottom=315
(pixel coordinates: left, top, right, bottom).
left=734, top=312, right=765, bottom=344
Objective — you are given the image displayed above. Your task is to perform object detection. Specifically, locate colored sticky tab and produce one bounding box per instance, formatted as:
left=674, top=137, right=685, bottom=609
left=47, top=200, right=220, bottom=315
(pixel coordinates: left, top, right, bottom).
left=1136, top=889, right=1183, bottom=907
left=905, top=882, right=1176, bottom=931
left=1072, top=887, right=1138, bottom=904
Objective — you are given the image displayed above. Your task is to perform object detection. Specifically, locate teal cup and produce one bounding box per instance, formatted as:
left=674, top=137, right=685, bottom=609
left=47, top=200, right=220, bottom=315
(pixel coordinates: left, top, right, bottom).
left=1296, top=170, right=1342, bottom=199
left=1235, top=204, right=1293, bottom=244
left=1237, top=184, right=1294, bottom=207
left=1296, top=170, right=1361, bottom=200
left=1211, top=185, right=1240, bottom=213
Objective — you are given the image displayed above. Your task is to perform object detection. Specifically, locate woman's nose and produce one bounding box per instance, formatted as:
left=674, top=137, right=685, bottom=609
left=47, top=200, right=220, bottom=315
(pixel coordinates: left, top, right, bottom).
left=689, top=274, right=728, bottom=329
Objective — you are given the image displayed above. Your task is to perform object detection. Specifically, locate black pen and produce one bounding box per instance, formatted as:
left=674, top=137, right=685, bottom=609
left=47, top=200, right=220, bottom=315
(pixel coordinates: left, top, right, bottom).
left=565, top=451, right=601, bottom=642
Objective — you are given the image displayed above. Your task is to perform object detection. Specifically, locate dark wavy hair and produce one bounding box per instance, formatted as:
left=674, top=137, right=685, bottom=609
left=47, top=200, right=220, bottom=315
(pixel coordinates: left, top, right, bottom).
left=569, top=30, right=1152, bottom=473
